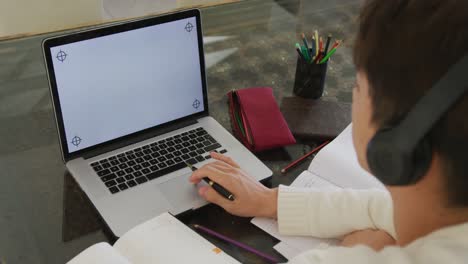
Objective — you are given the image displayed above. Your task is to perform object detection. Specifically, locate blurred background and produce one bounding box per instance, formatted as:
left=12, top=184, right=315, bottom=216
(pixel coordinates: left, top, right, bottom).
left=0, top=0, right=241, bottom=39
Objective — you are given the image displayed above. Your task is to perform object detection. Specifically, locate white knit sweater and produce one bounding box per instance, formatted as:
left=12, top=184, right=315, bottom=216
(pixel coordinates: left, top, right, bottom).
left=277, top=185, right=468, bottom=263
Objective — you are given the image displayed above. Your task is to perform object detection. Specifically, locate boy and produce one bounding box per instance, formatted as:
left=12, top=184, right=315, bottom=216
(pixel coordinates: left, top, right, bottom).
left=190, top=0, right=468, bottom=263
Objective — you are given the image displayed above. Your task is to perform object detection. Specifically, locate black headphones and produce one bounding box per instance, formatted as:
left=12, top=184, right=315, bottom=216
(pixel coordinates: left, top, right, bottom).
left=367, top=55, right=468, bottom=186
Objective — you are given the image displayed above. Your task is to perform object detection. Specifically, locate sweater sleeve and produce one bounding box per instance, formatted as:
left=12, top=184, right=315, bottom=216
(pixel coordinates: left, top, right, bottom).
left=289, top=245, right=414, bottom=264
left=277, top=185, right=396, bottom=239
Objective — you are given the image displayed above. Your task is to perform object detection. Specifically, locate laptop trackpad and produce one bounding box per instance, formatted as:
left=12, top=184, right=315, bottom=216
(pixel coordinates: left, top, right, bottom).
left=158, top=174, right=208, bottom=214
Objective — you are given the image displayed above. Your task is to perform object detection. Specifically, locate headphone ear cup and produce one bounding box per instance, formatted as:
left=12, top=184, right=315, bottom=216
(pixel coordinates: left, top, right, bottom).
left=367, top=129, right=413, bottom=186
left=367, top=129, right=433, bottom=186
left=408, top=136, right=432, bottom=184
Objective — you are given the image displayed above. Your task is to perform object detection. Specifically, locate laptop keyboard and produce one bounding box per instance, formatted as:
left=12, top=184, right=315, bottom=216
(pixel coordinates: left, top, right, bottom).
left=90, top=127, right=227, bottom=194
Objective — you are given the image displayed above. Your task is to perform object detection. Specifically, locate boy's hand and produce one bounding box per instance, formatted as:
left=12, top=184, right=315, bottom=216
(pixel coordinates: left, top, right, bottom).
left=341, top=229, right=396, bottom=251
left=189, top=152, right=278, bottom=218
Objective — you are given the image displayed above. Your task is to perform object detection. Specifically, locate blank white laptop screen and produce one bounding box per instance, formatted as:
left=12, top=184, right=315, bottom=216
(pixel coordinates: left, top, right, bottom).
left=49, top=16, right=204, bottom=153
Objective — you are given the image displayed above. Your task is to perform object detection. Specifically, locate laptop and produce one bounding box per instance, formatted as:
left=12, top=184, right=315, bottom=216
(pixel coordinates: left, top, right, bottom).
left=42, top=9, right=272, bottom=237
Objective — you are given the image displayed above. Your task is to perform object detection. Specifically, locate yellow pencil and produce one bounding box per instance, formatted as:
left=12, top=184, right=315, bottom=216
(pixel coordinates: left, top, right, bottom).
left=311, top=36, right=316, bottom=61
left=314, top=30, right=319, bottom=57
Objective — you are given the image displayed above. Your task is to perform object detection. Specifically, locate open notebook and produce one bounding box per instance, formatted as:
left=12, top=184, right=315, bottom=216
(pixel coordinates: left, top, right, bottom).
left=252, top=124, right=385, bottom=259
left=68, top=212, right=240, bottom=264
left=305, top=124, right=384, bottom=190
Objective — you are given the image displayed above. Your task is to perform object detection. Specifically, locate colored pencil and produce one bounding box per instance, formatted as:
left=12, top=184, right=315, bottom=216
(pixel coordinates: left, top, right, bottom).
left=319, top=47, right=338, bottom=64
left=319, top=37, right=324, bottom=54
left=330, top=40, right=341, bottom=51
left=281, top=141, right=330, bottom=173
left=314, top=30, right=319, bottom=57
left=301, top=33, right=311, bottom=59
left=311, top=36, right=316, bottom=60
left=313, top=52, right=323, bottom=64
left=295, top=43, right=306, bottom=61
left=193, top=224, right=279, bottom=263
left=324, top=34, right=332, bottom=54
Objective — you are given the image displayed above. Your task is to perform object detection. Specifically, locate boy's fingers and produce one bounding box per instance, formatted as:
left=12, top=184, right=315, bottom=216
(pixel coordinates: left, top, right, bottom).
left=209, top=161, right=238, bottom=172
left=198, top=186, right=229, bottom=207
left=189, top=164, right=230, bottom=186
left=189, top=172, right=202, bottom=184
left=210, top=152, right=240, bottom=168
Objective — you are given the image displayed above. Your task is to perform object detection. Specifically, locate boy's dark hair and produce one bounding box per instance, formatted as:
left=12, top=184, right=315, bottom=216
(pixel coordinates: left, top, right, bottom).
left=354, top=0, right=468, bottom=206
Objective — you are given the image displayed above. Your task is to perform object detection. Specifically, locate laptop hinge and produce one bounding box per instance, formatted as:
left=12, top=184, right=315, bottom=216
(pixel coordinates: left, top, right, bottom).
left=82, top=119, right=198, bottom=160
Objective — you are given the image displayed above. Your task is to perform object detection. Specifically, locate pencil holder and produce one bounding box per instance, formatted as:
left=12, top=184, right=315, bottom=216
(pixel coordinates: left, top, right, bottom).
left=293, top=56, right=328, bottom=99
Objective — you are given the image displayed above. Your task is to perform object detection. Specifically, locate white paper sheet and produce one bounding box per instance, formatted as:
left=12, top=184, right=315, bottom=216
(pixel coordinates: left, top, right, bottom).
left=273, top=240, right=332, bottom=260
left=308, top=124, right=385, bottom=190
left=290, top=170, right=340, bottom=189
left=273, top=242, right=300, bottom=260
left=252, top=216, right=338, bottom=258
left=115, top=212, right=239, bottom=264
left=67, top=242, right=131, bottom=264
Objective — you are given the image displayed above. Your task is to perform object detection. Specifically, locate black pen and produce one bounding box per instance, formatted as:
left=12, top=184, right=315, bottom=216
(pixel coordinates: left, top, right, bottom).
left=185, top=162, right=235, bottom=201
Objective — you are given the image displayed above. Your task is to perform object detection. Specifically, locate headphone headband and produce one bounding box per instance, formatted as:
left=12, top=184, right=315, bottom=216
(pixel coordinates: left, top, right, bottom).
left=368, top=54, right=468, bottom=185
left=395, top=55, right=468, bottom=151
